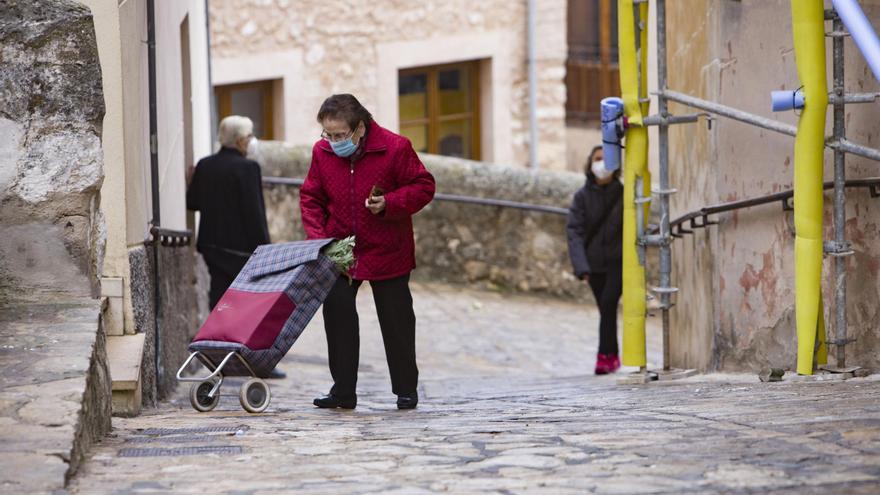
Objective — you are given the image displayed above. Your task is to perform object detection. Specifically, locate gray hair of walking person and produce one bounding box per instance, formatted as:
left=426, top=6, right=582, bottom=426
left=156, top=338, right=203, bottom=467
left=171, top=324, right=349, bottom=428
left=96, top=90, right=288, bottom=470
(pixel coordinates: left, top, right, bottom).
left=218, top=115, right=255, bottom=151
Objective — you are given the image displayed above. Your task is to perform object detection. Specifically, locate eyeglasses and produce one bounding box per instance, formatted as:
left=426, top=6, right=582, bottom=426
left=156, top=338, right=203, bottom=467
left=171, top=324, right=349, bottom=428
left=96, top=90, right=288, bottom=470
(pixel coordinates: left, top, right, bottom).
left=321, top=128, right=355, bottom=143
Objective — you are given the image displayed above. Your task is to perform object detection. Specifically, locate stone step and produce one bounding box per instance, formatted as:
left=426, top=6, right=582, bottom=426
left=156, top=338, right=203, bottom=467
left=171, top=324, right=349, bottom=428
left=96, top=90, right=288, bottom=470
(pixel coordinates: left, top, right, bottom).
left=107, top=334, right=145, bottom=417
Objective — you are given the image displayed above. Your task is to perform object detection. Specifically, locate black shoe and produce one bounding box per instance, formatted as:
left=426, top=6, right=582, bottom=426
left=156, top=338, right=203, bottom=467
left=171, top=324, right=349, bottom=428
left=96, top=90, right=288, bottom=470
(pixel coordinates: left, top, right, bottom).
left=313, top=394, right=356, bottom=409
left=266, top=368, right=286, bottom=379
left=397, top=392, right=418, bottom=410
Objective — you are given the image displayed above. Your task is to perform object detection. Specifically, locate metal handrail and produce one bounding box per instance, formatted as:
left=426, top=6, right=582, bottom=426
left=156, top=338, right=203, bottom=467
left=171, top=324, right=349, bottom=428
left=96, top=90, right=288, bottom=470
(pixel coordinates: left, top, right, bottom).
left=651, top=177, right=880, bottom=237
left=148, top=226, right=193, bottom=247
left=261, top=176, right=570, bottom=216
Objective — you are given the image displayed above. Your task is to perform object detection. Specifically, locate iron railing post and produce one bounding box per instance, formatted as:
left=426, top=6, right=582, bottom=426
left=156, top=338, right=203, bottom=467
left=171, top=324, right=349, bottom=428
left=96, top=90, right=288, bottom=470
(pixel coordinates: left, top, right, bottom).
left=832, top=14, right=848, bottom=368
left=656, top=0, right=673, bottom=372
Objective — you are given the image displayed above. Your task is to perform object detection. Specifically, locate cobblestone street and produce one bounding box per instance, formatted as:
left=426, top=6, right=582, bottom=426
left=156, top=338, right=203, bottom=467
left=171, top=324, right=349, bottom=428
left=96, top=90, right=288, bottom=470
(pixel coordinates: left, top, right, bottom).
left=71, top=283, right=880, bottom=494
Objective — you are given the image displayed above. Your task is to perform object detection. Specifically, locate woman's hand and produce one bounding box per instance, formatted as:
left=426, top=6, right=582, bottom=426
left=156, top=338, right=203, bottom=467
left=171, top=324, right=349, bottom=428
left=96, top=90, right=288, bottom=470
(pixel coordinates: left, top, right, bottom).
left=365, top=195, right=386, bottom=215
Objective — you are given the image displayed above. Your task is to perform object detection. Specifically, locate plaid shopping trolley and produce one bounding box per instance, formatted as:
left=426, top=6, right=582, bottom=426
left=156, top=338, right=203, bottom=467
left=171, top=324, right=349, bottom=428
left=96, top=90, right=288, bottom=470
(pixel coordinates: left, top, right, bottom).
left=177, top=238, right=344, bottom=413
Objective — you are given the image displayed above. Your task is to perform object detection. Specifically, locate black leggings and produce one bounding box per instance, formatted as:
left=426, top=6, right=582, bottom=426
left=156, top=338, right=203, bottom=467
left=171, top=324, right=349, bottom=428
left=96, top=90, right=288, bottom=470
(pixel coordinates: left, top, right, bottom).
left=587, top=264, right=622, bottom=355
left=322, top=273, right=418, bottom=398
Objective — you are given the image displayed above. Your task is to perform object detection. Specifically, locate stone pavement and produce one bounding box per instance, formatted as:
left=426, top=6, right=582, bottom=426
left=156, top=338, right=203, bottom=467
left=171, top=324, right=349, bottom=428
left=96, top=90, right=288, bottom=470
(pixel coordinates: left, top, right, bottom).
left=0, top=297, right=110, bottom=494
left=71, top=283, right=880, bottom=494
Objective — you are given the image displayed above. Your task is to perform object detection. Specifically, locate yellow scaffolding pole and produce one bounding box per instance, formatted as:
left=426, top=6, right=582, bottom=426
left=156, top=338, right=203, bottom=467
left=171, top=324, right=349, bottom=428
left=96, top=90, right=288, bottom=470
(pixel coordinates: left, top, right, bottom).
left=791, top=0, right=829, bottom=374
left=619, top=0, right=651, bottom=367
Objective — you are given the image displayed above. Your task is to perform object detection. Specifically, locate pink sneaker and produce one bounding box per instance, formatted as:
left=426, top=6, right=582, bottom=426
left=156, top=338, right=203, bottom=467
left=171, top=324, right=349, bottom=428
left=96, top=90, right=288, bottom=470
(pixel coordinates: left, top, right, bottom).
left=595, top=353, right=612, bottom=375
left=608, top=354, right=621, bottom=373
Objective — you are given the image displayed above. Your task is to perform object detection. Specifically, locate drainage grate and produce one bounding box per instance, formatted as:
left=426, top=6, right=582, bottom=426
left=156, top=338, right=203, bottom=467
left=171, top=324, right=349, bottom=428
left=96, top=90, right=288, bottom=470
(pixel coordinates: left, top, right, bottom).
left=118, top=445, right=244, bottom=457
left=125, top=435, right=218, bottom=444
left=136, top=425, right=249, bottom=436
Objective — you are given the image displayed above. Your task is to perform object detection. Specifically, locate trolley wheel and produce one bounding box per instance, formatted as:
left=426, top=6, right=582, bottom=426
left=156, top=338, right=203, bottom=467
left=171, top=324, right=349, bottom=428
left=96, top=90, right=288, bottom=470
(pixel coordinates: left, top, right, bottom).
left=189, top=381, right=220, bottom=412
left=239, top=378, right=271, bottom=413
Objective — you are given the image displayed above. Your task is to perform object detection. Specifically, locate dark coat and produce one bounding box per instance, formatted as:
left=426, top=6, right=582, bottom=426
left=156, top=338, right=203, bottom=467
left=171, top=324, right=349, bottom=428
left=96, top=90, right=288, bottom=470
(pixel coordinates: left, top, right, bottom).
left=566, top=174, right=623, bottom=278
left=300, top=121, right=435, bottom=281
left=186, top=147, right=271, bottom=277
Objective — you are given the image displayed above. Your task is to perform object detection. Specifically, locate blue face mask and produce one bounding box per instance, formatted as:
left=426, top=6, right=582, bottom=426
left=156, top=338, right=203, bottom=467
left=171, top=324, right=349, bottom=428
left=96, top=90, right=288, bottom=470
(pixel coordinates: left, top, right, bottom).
left=330, top=138, right=358, bottom=157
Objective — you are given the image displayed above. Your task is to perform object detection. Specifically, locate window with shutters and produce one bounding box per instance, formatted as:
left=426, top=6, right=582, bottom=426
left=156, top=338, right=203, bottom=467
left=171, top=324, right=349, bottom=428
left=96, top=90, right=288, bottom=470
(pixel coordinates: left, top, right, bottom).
left=566, top=0, right=620, bottom=123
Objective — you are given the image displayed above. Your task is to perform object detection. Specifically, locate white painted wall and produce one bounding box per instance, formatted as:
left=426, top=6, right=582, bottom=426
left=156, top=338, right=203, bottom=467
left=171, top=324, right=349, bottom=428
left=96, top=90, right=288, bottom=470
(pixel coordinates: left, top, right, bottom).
left=82, top=0, right=212, bottom=332
left=155, top=0, right=213, bottom=232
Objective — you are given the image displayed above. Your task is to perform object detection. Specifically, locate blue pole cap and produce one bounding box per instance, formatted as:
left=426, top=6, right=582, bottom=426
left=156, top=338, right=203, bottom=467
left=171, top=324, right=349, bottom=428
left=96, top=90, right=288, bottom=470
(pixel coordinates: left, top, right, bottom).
left=771, top=89, right=805, bottom=112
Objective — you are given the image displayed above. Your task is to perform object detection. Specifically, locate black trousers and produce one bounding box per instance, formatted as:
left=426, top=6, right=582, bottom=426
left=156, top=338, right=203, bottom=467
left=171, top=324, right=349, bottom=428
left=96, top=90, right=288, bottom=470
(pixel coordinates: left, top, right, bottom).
left=587, top=263, right=622, bottom=355
left=322, top=273, right=418, bottom=398
left=207, top=265, right=236, bottom=310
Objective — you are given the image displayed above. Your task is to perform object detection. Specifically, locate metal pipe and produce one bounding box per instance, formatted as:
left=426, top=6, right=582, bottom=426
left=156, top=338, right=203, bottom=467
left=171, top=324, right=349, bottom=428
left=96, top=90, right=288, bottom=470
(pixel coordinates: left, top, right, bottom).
left=657, top=89, right=880, bottom=162
left=527, top=0, right=539, bottom=170
left=828, top=92, right=880, bottom=104
left=146, top=0, right=163, bottom=395
left=205, top=0, right=217, bottom=147
left=262, top=176, right=571, bottom=215
left=660, top=89, right=799, bottom=136
left=656, top=0, right=672, bottom=372
left=832, top=0, right=880, bottom=83
left=642, top=113, right=702, bottom=126
left=832, top=14, right=848, bottom=368
left=147, top=0, right=160, bottom=227
left=635, top=177, right=648, bottom=266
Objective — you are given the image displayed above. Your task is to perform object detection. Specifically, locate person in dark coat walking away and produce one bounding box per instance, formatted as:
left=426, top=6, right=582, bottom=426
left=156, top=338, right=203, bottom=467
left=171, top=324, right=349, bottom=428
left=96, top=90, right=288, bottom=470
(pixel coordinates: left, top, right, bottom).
left=186, top=115, right=285, bottom=378
left=187, top=115, right=269, bottom=308
left=301, top=94, right=435, bottom=410
left=566, top=145, right=624, bottom=375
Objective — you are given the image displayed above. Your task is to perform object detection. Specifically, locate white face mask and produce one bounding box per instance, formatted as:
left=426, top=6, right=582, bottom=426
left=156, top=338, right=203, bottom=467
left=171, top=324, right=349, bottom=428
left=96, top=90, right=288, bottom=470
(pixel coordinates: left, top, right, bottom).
left=246, top=137, right=259, bottom=158
left=591, top=159, right=613, bottom=180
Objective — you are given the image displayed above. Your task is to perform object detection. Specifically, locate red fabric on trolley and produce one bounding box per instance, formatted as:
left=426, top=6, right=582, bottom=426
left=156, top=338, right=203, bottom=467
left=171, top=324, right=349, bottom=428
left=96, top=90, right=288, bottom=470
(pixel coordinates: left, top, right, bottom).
left=193, top=289, right=296, bottom=350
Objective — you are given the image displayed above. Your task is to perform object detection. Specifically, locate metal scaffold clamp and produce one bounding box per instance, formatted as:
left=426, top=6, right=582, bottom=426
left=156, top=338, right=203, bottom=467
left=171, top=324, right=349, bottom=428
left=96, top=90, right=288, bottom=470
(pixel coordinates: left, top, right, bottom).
left=823, top=240, right=855, bottom=257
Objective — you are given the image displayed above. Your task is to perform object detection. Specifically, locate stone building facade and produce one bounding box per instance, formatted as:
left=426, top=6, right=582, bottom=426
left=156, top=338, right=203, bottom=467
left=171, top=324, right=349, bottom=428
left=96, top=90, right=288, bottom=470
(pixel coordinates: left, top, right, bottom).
left=208, top=0, right=570, bottom=170
left=664, top=0, right=880, bottom=372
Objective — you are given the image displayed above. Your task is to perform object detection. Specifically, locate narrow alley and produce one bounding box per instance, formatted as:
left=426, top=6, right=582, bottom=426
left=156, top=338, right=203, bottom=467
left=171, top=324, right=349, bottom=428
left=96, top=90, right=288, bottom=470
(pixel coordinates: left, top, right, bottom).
left=71, top=283, right=880, bottom=494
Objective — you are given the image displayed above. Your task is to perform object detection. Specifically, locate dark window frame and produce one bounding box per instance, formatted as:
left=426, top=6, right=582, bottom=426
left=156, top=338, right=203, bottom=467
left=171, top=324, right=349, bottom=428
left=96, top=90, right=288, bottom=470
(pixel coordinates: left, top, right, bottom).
left=566, top=0, right=620, bottom=124
left=214, top=80, right=275, bottom=140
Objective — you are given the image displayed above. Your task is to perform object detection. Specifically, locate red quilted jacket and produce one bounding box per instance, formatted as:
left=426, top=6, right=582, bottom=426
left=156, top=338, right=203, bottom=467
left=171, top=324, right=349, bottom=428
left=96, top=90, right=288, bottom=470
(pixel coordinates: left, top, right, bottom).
left=300, top=122, right=436, bottom=281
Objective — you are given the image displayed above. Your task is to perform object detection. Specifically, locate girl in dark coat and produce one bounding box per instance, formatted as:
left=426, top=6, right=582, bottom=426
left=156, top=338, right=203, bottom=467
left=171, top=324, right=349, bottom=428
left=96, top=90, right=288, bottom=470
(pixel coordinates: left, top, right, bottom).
left=566, top=145, right=624, bottom=375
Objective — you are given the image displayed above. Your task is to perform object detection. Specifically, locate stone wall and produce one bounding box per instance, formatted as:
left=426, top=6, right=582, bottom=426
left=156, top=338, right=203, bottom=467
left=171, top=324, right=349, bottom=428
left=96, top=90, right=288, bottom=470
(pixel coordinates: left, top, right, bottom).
left=0, top=1, right=112, bottom=489
left=208, top=0, right=569, bottom=170
left=129, top=245, right=201, bottom=405
left=0, top=0, right=106, bottom=299
left=668, top=0, right=880, bottom=372
left=258, top=141, right=590, bottom=300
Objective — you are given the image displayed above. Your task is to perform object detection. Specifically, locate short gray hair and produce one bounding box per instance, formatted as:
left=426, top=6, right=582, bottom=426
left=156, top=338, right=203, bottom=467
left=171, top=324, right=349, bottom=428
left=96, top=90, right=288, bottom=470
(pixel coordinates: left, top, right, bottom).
left=218, top=115, right=254, bottom=147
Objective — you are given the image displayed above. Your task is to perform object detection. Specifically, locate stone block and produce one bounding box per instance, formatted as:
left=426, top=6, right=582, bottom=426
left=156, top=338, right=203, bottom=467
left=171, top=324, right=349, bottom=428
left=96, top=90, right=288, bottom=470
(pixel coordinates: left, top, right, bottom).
left=101, top=278, right=125, bottom=336
left=107, top=334, right=144, bottom=417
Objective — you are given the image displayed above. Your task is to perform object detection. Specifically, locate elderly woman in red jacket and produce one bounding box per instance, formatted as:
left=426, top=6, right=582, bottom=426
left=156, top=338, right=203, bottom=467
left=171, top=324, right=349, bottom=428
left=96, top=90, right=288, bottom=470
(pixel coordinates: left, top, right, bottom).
left=300, top=94, right=435, bottom=410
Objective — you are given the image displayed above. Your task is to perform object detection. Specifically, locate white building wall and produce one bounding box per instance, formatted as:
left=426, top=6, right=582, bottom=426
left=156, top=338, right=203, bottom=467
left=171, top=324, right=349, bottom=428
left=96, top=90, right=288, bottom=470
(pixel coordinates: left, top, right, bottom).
left=82, top=0, right=212, bottom=332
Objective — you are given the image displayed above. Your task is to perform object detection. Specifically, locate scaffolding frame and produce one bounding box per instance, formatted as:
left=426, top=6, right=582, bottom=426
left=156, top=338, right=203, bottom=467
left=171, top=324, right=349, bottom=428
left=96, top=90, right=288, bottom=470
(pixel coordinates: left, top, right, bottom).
left=629, top=0, right=880, bottom=377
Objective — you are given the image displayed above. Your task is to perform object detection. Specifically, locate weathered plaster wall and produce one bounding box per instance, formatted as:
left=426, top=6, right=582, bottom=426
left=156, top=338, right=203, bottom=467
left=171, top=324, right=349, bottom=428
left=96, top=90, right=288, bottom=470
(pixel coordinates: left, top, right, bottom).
left=666, top=0, right=721, bottom=371
left=668, top=0, right=880, bottom=371
left=208, top=0, right=569, bottom=170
